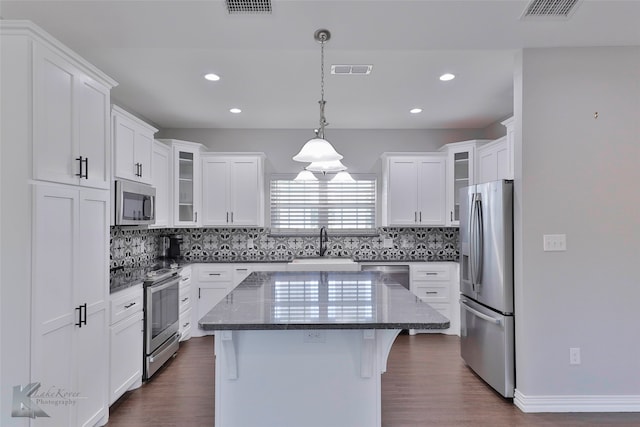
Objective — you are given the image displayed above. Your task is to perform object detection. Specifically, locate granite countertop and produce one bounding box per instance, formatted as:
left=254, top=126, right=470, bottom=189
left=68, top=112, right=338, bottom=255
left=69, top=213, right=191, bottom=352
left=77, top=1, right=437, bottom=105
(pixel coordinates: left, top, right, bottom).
left=198, top=271, right=450, bottom=331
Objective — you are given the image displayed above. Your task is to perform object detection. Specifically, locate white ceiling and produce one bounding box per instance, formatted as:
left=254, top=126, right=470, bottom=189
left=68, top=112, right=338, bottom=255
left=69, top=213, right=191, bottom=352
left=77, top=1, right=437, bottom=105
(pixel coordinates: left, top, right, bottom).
left=1, top=0, right=639, bottom=130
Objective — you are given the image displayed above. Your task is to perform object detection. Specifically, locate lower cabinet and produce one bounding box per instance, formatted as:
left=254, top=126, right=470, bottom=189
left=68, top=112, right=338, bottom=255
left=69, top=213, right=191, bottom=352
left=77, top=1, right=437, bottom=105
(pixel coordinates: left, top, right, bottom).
left=109, top=284, right=143, bottom=405
left=409, top=262, right=460, bottom=335
left=178, top=266, right=193, bottom=341
left=191, top=265, right=233, bottom=337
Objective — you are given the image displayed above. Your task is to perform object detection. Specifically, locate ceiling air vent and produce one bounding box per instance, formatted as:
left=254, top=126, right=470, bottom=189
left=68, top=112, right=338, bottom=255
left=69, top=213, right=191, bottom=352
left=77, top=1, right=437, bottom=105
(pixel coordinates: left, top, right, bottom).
left=331, top=65, right=373, bottom=75
left=521, top=0, right=581, bottom=20
left=226, top=0, right=272, bottom=14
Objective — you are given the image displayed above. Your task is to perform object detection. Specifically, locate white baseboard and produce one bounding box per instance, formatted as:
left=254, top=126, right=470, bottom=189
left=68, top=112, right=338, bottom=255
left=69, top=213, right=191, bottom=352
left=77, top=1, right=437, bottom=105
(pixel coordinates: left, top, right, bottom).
left=514, top=390, right=640, bottom=413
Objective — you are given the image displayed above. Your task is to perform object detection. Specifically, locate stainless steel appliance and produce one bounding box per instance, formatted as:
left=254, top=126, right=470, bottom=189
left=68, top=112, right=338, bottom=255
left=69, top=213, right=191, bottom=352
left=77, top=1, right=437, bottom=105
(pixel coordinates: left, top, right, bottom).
left=459, top=179, right=514, bottom=398
left=144, top=268, right=180, bottom=380
left=115, top=180, right=156, bottom=225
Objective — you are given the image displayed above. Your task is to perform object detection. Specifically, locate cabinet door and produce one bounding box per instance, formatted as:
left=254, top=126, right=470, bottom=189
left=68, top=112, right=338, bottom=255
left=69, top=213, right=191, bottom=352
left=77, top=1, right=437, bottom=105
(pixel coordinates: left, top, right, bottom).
left=151, top=142, right=171, bottom=228
left=417, top=157, right=446, bottom=226
left=134, top=131, right=153, bottom=184
left=387, top=159, right=419, bottom=225
left=173, top=147, right=201, bottom=226
left=193, top=285, right=229, bottom=337
left=32, top=185, right=78, bottom=425
left=109, top=311, right=143, bottom=405
left=113, top=115, right=137, bottom=181
left=77, top=76, right=110, bottom=189
left=202, top=158, right=230, bottom=226
left=76, top=189, right=109, bottom=426
left=446, top=146, right=474, bottom=226
left=33, top=44, right=78, bottom=186
left=230, top=158, right=261, bottom=226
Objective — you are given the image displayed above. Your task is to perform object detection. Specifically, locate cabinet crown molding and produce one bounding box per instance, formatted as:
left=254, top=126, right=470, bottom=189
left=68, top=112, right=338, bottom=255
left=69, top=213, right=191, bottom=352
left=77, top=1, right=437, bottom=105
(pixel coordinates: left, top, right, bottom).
left=112, top=105, right=159, bottom=133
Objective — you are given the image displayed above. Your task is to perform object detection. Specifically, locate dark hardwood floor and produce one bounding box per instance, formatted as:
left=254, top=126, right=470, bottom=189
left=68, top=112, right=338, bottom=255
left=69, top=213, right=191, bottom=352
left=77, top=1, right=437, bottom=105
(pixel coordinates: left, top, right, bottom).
left=107, top=334, right=640, bottom=427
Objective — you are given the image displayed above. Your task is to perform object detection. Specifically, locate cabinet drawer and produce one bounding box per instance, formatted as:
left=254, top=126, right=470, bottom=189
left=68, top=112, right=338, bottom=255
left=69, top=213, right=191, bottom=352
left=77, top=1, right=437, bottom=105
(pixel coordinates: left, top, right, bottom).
left=179, top=307, right=192, bottom=341
left=179, top=286, right=191, bottom=314
left=411, top=265, right=451, bottom=281
left=414, top=283, right=449, bottom=303
left=198, top=266, right=231, bottom=282
left=180, top=265, right=192, bottom=281
left=110, top=285, right=143, bottom=325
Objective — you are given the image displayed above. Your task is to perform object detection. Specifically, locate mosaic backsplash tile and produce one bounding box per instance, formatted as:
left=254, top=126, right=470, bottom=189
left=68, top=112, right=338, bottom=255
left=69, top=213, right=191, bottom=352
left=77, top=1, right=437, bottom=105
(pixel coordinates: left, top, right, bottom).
left=110, top=226, right=459, bottom=268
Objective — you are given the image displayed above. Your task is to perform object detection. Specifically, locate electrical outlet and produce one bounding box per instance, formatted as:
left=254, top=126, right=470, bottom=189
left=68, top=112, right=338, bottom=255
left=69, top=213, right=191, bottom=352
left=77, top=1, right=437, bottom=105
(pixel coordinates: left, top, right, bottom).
left=303, top=330, right=326, bottom=343
left=569, top=347, right=581, bottom=365
left=383, top=238, right=394, bottom=248
left=247, top=238, right=254, bottom=249
left=543, top=234, right=567, bottom=252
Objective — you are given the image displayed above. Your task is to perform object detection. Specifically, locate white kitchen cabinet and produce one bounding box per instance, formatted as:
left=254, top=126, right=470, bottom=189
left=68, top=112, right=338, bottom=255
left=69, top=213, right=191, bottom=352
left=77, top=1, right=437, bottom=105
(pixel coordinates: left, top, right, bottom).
left=191, top=265, right=233, bottom=337
left=109, top=284, right=143, bottom=405
left=477, top=116, right=515, bottom=183
left=201, top=153, right=265, bottom=227
left=32, top=184, right=110, bottom=426
left=112, top=105, right=157, bottom=185
left=157, top=139, right=204, bottom=227
left=409, top=263, right=459, bottom=336
left=31, top=34, right=113, bottom=190
left=439, top=140, right=490, bottom=226
left=178, top=266, right=193, bottom=341
left=381, top=154, right=447, bottom=226
left=150, top=140, right=172, bottom=228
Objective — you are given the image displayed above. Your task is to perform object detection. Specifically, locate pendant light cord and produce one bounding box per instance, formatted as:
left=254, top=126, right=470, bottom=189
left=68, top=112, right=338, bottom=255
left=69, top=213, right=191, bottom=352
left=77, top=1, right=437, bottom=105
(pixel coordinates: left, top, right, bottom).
left=318, top=32, right=327, bottom=139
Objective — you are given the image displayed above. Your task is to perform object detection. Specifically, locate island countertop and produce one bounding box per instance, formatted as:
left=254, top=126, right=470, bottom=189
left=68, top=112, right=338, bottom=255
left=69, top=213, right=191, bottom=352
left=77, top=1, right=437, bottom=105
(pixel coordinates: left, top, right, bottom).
left=199, top=270, right=450, bottom=331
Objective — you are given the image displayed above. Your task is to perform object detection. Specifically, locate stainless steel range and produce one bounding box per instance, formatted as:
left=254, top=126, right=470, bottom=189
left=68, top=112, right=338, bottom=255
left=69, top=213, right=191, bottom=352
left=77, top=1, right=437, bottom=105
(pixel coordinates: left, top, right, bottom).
left=144, top=268, right=180, bottom=380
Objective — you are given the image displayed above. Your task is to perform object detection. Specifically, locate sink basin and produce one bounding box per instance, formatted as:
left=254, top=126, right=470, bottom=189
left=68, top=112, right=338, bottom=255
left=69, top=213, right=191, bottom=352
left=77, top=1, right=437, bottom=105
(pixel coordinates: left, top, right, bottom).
left=287, top=257, right=359, bottom=272
left=290, top=257, right=355, bottom=264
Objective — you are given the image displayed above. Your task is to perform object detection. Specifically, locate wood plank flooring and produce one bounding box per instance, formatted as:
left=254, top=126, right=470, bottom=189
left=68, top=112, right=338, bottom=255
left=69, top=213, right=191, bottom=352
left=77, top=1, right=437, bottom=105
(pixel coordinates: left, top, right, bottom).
left=107, top=334, right=640, bottom=427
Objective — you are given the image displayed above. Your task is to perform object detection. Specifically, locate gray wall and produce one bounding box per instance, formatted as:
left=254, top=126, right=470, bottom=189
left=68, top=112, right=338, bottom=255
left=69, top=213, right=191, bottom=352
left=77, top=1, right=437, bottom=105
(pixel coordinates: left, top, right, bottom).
left=515, top=47, right=640, bottom=397
left=156, top=128, right=486, bottom=175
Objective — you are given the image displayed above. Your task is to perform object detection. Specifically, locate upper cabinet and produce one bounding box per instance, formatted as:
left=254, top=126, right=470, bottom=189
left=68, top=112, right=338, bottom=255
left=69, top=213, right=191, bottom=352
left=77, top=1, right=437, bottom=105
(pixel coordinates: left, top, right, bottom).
left=31, top=40, right=114, bottom=190
left=201, top=153, right=265, bottom=227
left=150, top=140, right=172, bottom=228
left=112, top=105, right=157, bottom=185
left=477, top=117, right=515, bottom=184
left=439, top=140, right=489, bottom=226
left=381, top=153, right=447, bottom=226
left=157, top=139, right=205, bottom=227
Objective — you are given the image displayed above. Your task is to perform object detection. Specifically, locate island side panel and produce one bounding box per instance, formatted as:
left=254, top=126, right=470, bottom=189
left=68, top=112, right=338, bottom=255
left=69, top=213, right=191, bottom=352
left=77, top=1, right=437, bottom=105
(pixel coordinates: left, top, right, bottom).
left=214, top=329, right=401, bottom=427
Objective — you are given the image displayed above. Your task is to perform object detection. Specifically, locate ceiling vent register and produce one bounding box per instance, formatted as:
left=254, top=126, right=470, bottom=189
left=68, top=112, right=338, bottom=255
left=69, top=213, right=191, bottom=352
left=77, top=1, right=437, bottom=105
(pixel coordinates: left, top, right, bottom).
left=226, top=0, right=272, bottom=14
left=521, top=0, right=581, bottom=19
left=331, top=65, right=373, bottom=75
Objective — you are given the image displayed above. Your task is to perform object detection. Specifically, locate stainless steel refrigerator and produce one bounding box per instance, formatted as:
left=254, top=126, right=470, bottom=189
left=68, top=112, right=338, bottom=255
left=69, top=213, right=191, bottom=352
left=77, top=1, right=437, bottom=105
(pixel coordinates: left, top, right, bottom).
left=459, top=179, right=514, bottom=398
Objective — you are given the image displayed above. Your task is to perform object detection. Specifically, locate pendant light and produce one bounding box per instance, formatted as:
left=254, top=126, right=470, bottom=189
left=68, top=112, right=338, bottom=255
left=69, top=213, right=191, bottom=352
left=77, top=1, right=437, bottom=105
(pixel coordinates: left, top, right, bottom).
left=293, top=170, right=318, bottom=181
left=293, top=29, right=343, bottom=163
left=306, top=159, right=347, bottom=173
left=330, top=171, right=356, bottom=183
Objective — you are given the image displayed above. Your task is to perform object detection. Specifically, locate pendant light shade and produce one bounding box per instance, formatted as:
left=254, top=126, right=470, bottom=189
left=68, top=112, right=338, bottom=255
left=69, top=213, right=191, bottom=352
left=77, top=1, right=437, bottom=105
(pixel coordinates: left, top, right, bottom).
left=330, top=171, right=356, bottom=183
left=293, top=170, right=318, bottom=181
left=293, top=138, right=343, bottom=163
left=305, top=159, right=347, bottom=172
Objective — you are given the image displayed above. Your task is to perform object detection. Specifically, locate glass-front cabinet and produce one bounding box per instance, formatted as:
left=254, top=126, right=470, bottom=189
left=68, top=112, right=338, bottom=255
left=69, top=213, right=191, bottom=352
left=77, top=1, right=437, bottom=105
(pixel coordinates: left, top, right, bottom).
left=440, top=140, right=489, bottom=226
left=158, top=139, right=203, bottom=227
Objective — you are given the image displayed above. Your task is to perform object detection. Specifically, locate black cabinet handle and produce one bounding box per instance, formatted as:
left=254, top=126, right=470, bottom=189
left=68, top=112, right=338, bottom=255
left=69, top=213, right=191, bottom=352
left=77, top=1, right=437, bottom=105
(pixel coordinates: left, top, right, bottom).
left=75, top=156, right=84, bottom=178
left=451, top=211, right=453, bottom=222
left=425, top=291, right=438, bottom=295
left=139, top=163, right=143, bottom=177
left=181, top=297, right=188, bottom=303
left=75, top=303, right=87, bottom=327
left=198, top=288, right=201, bottom=299
left=419, top=212, right=422, bottom=222
left=124, top=302, right=136, bottom=309
left=183, top=322, right=190, bottom=328
left=83, top=157, right=89, bottom=179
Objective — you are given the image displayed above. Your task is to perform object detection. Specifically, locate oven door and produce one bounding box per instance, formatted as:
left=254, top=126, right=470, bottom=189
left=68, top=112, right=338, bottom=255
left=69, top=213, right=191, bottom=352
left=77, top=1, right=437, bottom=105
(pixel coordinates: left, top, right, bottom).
left=146, top=276, right=180, bottom=353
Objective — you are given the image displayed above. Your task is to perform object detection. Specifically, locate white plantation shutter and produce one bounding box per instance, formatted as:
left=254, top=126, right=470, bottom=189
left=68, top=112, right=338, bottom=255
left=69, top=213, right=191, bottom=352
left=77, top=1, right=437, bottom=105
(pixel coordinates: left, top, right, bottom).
left=270, top=177, right=376, bottom=231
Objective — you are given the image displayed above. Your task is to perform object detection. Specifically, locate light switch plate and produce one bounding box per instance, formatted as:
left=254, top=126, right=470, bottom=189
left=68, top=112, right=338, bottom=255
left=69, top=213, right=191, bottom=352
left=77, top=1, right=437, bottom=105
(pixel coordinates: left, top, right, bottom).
left=383, top=238, right=394, bottom=248
left=543, top=234, right=567, bottom=252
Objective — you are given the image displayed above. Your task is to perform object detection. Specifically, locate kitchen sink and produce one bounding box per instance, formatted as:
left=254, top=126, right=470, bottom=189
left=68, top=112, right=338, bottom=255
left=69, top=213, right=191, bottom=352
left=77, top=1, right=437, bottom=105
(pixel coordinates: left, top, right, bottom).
left=290, top=257, right=356, bottom=264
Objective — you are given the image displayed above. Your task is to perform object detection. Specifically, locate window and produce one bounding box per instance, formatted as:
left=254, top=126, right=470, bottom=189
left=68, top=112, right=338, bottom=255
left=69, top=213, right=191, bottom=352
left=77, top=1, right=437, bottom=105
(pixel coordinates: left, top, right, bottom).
left=270, top=175, right=376, bottom=232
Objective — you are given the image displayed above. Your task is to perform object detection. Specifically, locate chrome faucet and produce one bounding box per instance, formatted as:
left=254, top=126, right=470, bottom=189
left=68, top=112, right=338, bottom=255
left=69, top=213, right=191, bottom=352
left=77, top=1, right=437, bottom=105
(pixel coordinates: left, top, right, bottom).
left=319, top=226, right=328, bottom=257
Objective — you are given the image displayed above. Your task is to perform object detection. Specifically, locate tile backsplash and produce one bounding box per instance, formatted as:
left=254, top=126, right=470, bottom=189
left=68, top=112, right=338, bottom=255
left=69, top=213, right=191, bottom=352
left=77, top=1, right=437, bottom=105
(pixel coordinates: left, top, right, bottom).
left=110, top=226, right=459, bottom=268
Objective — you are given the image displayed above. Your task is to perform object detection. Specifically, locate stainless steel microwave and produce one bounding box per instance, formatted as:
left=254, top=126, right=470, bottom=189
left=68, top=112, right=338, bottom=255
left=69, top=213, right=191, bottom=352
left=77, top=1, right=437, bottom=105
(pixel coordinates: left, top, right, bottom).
left=115, top=180, right=156, bottom=225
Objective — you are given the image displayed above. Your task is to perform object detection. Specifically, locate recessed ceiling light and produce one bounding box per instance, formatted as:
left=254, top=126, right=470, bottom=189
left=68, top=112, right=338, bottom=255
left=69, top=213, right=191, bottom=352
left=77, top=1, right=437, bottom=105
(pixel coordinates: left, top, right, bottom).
left=410, top=108, right=423, bottom=114
left=204, top=73, right=220, bottom=81
left=439, top=73, right=455, bottom=81
left=229, top=108, right=242, bottom=114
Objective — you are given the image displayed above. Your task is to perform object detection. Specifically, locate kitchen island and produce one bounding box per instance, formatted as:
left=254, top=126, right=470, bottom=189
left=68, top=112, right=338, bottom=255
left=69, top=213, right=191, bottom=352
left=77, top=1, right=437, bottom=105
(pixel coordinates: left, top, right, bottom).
left=199, top=270, right=449, bottom=427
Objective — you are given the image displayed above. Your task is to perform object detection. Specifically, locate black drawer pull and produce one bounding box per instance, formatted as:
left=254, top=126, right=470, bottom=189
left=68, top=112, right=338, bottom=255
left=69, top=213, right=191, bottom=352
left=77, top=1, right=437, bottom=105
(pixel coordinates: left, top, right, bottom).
left=425, top=291, right=438, bottom=295
left=124, top=302, right=136, bottom=309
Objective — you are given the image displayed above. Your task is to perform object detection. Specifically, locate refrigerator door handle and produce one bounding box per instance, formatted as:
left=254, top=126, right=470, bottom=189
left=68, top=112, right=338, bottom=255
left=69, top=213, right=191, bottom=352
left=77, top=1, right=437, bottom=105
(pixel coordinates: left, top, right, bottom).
left=460, top=300, right=502, bottom=326
left=469, top=193, right=476, bottom=292
left=474, top=196, right=484, bottom=286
